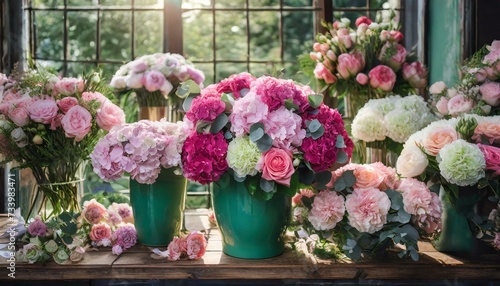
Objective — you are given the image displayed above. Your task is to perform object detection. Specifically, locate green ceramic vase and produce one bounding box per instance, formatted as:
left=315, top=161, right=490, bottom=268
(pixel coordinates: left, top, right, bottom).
left=129, top=168, right=187, bottom=246
left=212, top=175, right=292, bottom=259
left=433, top=187, right=478, bottom=254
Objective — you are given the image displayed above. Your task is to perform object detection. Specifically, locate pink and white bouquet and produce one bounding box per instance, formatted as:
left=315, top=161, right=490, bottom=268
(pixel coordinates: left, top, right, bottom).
left=181, top=72, right=354, bottom=199
left=292, top=162, right=441, bottom=261
left=429, top=40, right=500, bottom=118
left=352, top=95, right=435, bottom=144
left=90, top=119, right=189, bottom=184
left=303, top=15, right=427, bottom=105
left=0, top=69, right=125, bottom=217
left=109, top=53, right=205, bottom=106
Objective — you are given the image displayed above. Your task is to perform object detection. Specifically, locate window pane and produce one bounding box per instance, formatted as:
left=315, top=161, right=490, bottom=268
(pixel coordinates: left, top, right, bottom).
left=249, top=0, right=279, bottom=8
left=215, top=11, right=247, bottom=61
left=101, top=0, right=131, bottom=6
left=135, top=11, right=163, bottom=56
left=37, top=60, right=64, bottom=75
left=67, top=0, right=95, bottom=6
left=283, top=11, right=313, bottom=61
left=67, top=62, right=94, bottom=77
left=216, top=63, right=247, bottom=82
left=191, top=62, right=214, bottom=85
left=333, top=10, right=365, bottom=22
left=100, top=12, right=132, bottom=61
left=135, top=0, right=163, bottom=7
left=333, top=0, right=368, bottom=8
left=100, top=63, right=124, bottom=81
left=183, top=11, right=213, bottom=61
left=182, top=0, right=212, bottom=9
left=249, top=12, right=280, bottom=61
left=35, top=11, right=64, bottom=60
left=215, top=0, right=244, bottom=8
left=68, top=11, right=97, bottom=61
left=249, top=63, right=273, bottom=78
left=32, top=0, right=63, bottom=8
left=284, top=0, right=313, bottom=7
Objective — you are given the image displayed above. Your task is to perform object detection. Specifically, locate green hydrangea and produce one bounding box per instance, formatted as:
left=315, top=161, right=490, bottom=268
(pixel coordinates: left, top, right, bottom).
left=227, top=136, right=261, bottom=177
left=437, top=139, right=486, bottom=186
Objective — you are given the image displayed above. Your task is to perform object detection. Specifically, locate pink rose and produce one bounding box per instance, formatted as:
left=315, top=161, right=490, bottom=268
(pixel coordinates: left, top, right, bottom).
left=260, top=148, right=295, bottom=187
left=82, top=199, right=108, bottom=224
left=402, top=62, right=428, bottom=89
left=473, top=121, right=500, bottom=144
left=353, top=165, right=385, bottom=189
left=185, top=231, right=207, bottom=260
left=355, top=16, right=372, bottom=27
left=435, top=97, right=449, bottom=115
left=61, top=105, right=92, bottom=141
left=89, top=222, right=112, bottom=242
left=96, top=101, right=125, bottom=131
left=110, top=76, right=127, bottom=89
left=356, top=73, right=368, bottom=85
left=27, top=98, right=59, bottom=124
left=168, top=236, right=187, bottom=261
left=308, top=190, right=346, bottom=230
left=8, top=107, right=30, bottom=127
left=478, top=144, right=500, bottom=175
left=447, top=94, right=475, bottom=116
left=368, top=65, right=397, bottom=92
left=389, top=31, right=404, bottom=42
left=313, top=63, right=337, bottom=84
left=57, top=97, right=78, bottom=114
left=421, top=126, right=458, bottom=156
left=82, top=92, right=109, bottom=104
left=337, top=52, right=365, bottom=79
left=479, top=82, right=500, bottom=106
left=345, top=187, right=391, bottom=234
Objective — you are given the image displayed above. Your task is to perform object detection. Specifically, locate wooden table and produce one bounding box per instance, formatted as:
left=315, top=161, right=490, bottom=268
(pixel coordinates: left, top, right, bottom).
left=0, top=211, right=499, bottom=283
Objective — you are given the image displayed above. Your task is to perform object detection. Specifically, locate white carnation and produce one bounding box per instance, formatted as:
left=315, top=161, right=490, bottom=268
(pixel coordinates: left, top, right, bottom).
left=351, top=107, right=386, bottom=142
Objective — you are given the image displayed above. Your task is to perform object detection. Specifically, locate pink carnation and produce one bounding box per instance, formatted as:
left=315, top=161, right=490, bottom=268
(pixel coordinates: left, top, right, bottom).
left=265, top=106, right=306, bottom=149
left=251, top=76, right=298, bottom=111
left=185, top=231, right=207, bottom=260
left=216, top=72, right=255, bottom=99
left=168, top=236, right=187, bottom=261
left=345, top=187, right=391, bottom=233
left=398, top=178, right=433, bottom=216
left=308, top=190, right=346, bottom=230
left=292, top=188, right=315, bottom=206
left=27, top=217, right=48, bottom=237
left=112, top=223, right=137, bottom=252
left=181, top=132, right=228, bottom=184
left=229, top=92, right=269, bottom=136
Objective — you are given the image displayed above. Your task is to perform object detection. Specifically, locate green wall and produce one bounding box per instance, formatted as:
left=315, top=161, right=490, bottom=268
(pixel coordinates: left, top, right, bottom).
left=428, top=0, right=462, bottom=86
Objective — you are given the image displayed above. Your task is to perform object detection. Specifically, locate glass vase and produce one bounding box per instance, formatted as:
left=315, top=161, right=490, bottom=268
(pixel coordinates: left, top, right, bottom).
left=136, top=90, right=183, bottom=122
left=364, top=140, right=399, bottom=167
left=26, top=160, right=87, bottom=220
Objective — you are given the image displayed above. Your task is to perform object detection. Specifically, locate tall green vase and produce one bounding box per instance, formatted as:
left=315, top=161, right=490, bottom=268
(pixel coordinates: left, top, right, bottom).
left=212, top=176, right=292, bottom=259
left=129, top=168, right=187, bottom=246
left=433, top=187, right=478, bottom=255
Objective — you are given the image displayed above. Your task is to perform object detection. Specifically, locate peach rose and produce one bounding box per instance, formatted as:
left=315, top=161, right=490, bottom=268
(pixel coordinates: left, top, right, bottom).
left=421, top=126, right=459, bottom=156
left=89, top=222, right=112, bottom=242
left=260, top=148, right=295, bottom=187
left=82, top=199, right=108, bottom=224
left=472, top=121, right=500, bottom=144
left=353, top=165, right=385, bottom=189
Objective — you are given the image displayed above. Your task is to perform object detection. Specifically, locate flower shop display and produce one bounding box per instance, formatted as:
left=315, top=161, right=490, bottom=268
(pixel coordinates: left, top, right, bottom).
left=109, top=53, right=205, bottom=121
left=91, top=119, right=189, bottom=246
left=0, top=70, right=125, bottom=219
left=181, top=72, right=353, bottom=259
left=396, top=115, right=500, bottom=253
left=303, top=15, right=427, bottom=120
left=351, top=95, right=435, bottom=165
left=292, top=162, right=441, bottom=261
left=429, top=40, right=500, bottom=118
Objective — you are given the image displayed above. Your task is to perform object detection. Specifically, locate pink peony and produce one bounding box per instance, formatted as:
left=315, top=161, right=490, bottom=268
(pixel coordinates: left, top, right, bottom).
left=89, top=222, right=112, bottom=242
left=181, top=132, right=228, bottom=184
left=368, top=65, right=397, bottom=92
left=259, top=148, right=295, bottom=187
left=96, top=101, right=126, bottom=131
left=57, top=97, right=78, bottom=114
left=264, top=106, right=306, bottom=149
left=81, top=91, right=109, bottom=104
left=478, top=144, right=500, bottom=175
left=61, top=105, right=92, bottom=141
left=337, top=52, right=365, bottom=79
left=308, top=190, right=346, bottom=230
left=402, top=62, right=428, bottom=89
left=216, top=72, right=255, bottom=99
left=229, top=92, right=269, bottom=136
left=142, top=70, right=173, bottom=95
left=168, top=236, right=187, bottom=261
left=8, top=107, right=30, bottom=127
left=479, top=82, right=500, bottom=106
left=345, top=187, right=391, bottom=234
left=82, top=199, right=108, bottom=224
left=27, top=98, right=59, bottom=124
left=185, top=231, right=207, bottom=260
left=313, top=63, right=337, bottom=84
left=398, top=178, right=433, bottom=216
left=252, top=76, right=298, bottom=111
left=413, top=191, right=442, bottom=234
left=112, top=223, right=137, bottom=253
left=379, top=43, right=407, bottom=71
left=447, top=94, right=475, bottom=116
left=473, top=121, right=500, bottom=144
left=27, top=217, right=48, bottom=237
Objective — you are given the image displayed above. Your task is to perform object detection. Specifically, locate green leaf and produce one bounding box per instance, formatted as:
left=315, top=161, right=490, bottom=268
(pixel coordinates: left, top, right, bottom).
left=335, top=135, right=346, bottom=148
left=410, top=249, right=419, bottom=261
left=334, top=177, right=346, bottom=191
left=398, top=224, right=419, bottom=242
left=182, top=95, right=196, bottom=112
left=58, top=212, right=72, bottom=224
left=397, top=208, right=411, bottom=224
left=233, top=172, right=246, bottom=182
left=336, top=150, right=348, bottom=164
left=256, top=134, right=273, bottom=152
left=342, top=170, right=356, bottom=188
left=260, top=178, right=275, bottom=193
left=61, top=235, right=73, bottom=245
left=298, top=165, right=315, bottom=185
left=386, top=189, right=403, bottom=210
left=60, top=222, right=77, bottom=235
left=308, top=94, right=323, bottom=109
left=250, top=122, right=265, bottom=133
left=249, top=127, right=265, bottom=142
left=196, top=120, right=211, bottom=133
left=210, top=113, right=229, bottom=134
left=315, top=171, right=332, bottom=186
left=284, top=99, right=299, bottom=111
left=277, top=173, right=299, bottom=197
left=176, top=79, right=201, bottom=99
left=307, top=119, right=321, bottom=133
left=240, top=88, right=250, bottom=97
left=311, top=125, right=325, bottom=140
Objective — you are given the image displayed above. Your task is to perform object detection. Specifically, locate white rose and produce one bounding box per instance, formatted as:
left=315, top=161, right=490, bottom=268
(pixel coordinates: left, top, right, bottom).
left=396, top=145, right=429, bottom=178
left=110, top=76, right=127, bottom=89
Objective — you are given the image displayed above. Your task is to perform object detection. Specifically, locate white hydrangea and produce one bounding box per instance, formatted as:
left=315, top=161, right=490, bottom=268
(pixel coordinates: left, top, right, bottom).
left=351, top=107, right=386, bottom=142
left=384, top=109, right=423, bottom=143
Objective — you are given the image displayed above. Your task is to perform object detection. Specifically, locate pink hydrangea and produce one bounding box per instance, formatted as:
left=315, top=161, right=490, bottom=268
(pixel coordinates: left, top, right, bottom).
left=186, top=92, right=225, bottom=124
left=265, top=106, right=306, bottom=149
left=294, top=85, right=313, bottom=113
left=112, top=223, right=137, bottom=253
left=345, top=187, right=391, bottom=233
left=251, top=76, right=298, bottom=111
left=398, top=178, right=433, bottom=216
left=27, top=217, right=48, bottom=237
left=181, top=132, right=228, bottom=184
left=229, top=92, right=269, bottom=136
left=216, top=72, right=255, bottom=99
left=308, top=190, right=346, bottom=230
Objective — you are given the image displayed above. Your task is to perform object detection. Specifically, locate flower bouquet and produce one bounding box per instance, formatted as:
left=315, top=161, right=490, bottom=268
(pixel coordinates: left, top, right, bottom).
left=109, top=53, right=205, bottom=121
left=302, top=14, right=427, bottom=118
left=181, top=72, right=353, bottom=258
left=429, top=40, right=500, bottom=118
left=0, top=69, right=125, bottom=219
left=396, top=115, right=500, bottom=252
left=351, top=94, right=435, bottom=164
left=292, top=162, right=441, bottom=261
